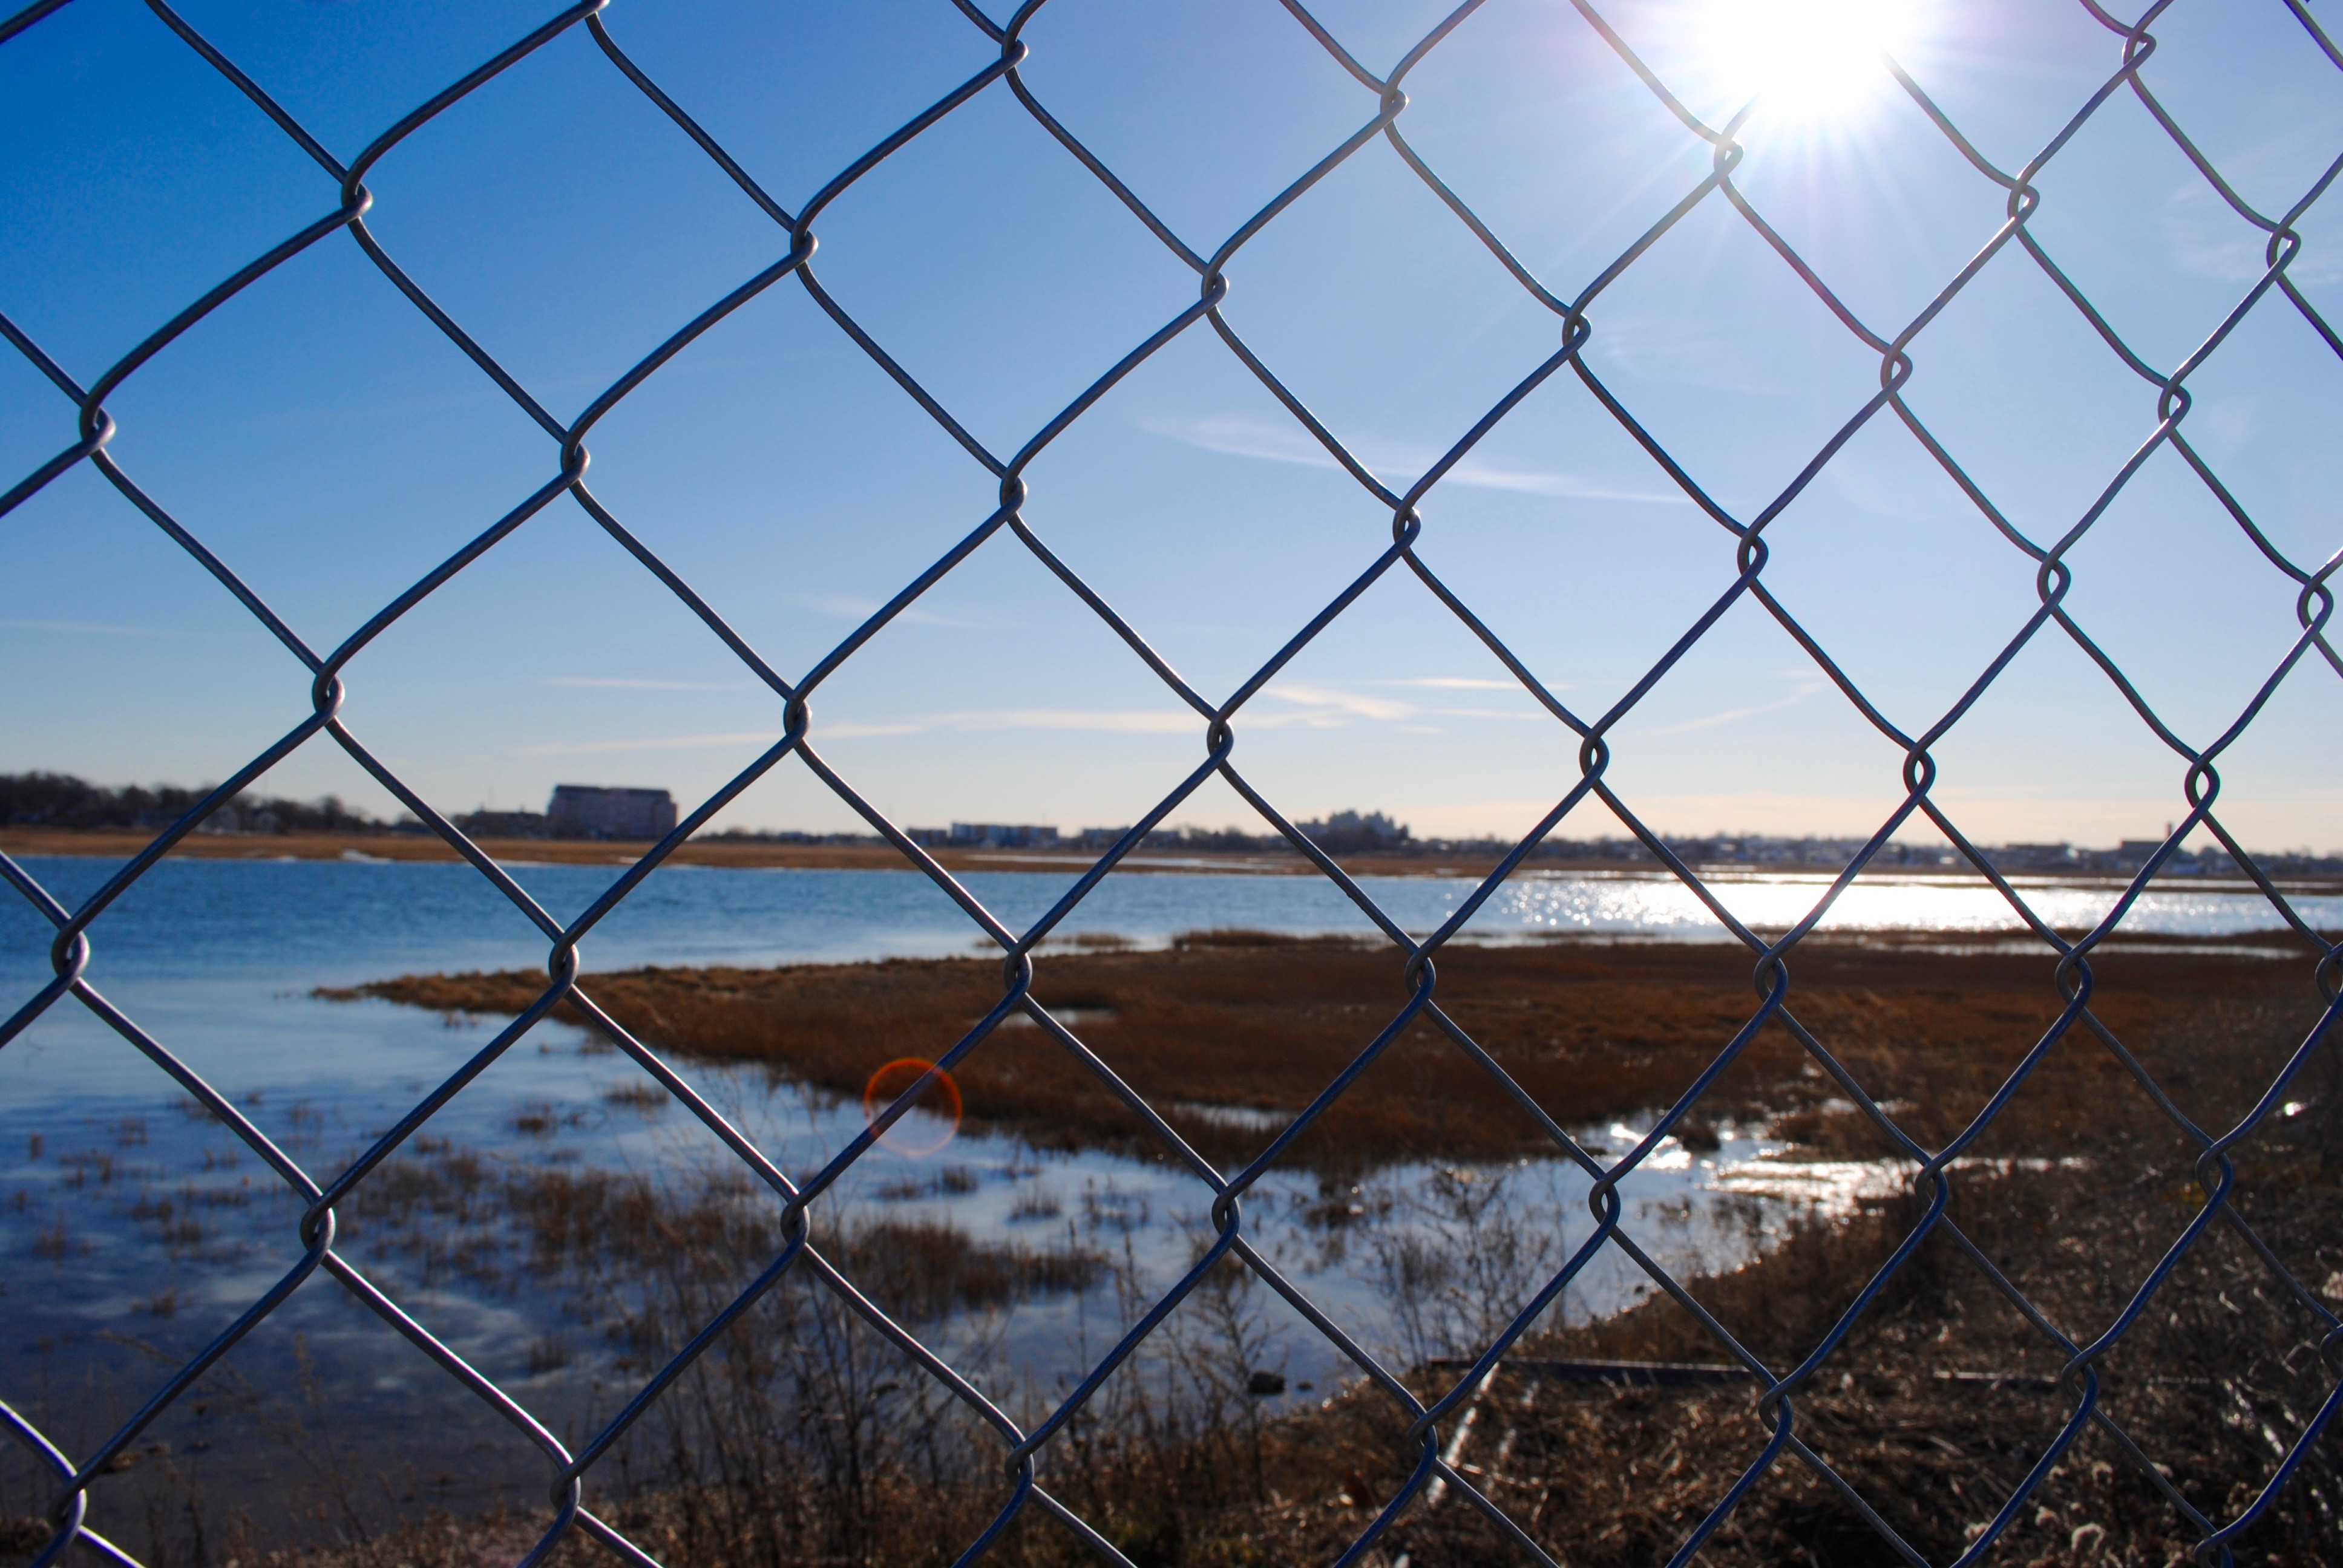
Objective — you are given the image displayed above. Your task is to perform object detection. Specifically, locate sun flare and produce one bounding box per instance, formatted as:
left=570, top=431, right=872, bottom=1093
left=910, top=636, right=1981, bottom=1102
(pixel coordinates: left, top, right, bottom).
left=1691, top=0, right=1919, bottom=125
left=862, top=1056, right=963, bottom=1156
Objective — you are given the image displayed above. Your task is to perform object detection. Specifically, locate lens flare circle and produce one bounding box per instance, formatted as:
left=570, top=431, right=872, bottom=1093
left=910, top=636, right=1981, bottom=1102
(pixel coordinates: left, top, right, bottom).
left=861, top=1057, right=963, bottom=1157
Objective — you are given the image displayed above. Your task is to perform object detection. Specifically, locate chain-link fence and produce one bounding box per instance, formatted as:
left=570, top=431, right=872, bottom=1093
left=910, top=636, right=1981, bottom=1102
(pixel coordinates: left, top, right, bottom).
left=5, top=1, right=2343, bottom=1564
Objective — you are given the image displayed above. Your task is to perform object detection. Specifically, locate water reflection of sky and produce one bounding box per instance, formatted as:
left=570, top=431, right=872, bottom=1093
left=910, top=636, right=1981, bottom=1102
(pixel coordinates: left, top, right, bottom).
left=2, top=1001, right=1850, bottom=1419
left=2, top=993, right=1863, bottom=1528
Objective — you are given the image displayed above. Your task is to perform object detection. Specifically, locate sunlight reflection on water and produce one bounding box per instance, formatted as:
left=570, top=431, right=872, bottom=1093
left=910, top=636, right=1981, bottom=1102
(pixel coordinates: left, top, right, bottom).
left=1492, top=869, right=2324, bottom=937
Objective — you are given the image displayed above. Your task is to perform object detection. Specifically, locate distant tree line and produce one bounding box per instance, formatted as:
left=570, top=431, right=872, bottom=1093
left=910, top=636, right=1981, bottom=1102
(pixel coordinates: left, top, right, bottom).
left=7, top=772, right=2336, bottom=873
left=0, top=771, right=383, bottom=835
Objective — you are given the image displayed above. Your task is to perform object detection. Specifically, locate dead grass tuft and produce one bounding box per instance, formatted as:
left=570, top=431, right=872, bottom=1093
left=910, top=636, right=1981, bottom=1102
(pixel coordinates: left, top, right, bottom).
left=335, top=1144, right=1104, bottom=1330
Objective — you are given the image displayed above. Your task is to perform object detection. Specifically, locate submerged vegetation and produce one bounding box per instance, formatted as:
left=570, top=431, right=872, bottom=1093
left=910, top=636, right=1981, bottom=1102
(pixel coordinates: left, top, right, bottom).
left=24, top=1134, right=2341, bottom=1567
left=344, top=1146, right=1109, bottom=1329
left=13, top=935, right=2341, bottom=1566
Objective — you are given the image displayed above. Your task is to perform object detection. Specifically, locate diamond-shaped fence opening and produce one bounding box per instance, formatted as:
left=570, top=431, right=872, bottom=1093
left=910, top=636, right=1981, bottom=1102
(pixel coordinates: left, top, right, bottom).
left=5, top=1, right=2343, bottom=1566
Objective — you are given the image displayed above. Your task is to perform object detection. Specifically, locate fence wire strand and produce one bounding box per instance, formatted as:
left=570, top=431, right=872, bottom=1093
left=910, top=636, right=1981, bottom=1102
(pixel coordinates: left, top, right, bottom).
left=4, top=1, right=2343, bottom=1565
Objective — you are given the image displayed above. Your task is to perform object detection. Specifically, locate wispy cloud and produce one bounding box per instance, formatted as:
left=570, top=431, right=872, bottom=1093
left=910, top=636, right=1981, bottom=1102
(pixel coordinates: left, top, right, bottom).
left=788, top=591, right=888, bottom=621
left=822, top=721, right=929, bottom=738
left=1581, top=318, right=1788, bottom=396
left=1256, top=683, right=1420, bottom=724
left=781, top=590, right=995, bottom=632
left=1438, top=707, right=1546, bottom=722
left=513, top=682, right=1552, bottom=756
left=540, top=676, right=749, bottom=692
left=1244, top=682, right=1539, bottom=729
left=2162, top=133, right=2343, bottom=288
left=1136, top=413, right=1688, bottom=504
left=1628, top=679, right=1823, bottom=738
left=529, top=711, right=1202, bottom=751
left=973, top=709, right=1195, bottom=733
left=515, top=731, right=781, bottom=757
left=1377, top=675, right=1534, bottom=691
left=1141, top=413, right=1334, bottom=469
left=818, top=710, right=1201, bottom=737
left=0, top=618, right=188, bottom=637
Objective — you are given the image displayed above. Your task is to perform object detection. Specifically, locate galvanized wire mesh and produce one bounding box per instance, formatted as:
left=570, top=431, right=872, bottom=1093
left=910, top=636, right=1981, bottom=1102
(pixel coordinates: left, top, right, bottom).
left=4, top=1, right=2343, bottom=1565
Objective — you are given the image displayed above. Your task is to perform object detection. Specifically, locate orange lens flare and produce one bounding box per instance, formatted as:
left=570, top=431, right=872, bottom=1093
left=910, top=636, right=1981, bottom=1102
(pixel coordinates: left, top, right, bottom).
left=860, top=1057, right=963, bottom=1156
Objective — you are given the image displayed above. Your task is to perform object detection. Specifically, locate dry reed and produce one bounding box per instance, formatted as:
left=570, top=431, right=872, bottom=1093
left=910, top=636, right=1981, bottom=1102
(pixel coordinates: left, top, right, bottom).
left=323, top=933, right=2321, bottom=1175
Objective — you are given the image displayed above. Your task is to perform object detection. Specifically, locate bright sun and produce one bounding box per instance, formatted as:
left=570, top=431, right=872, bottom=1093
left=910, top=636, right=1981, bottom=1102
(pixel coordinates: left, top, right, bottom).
left=1692, top=0, right=1920, bottom=125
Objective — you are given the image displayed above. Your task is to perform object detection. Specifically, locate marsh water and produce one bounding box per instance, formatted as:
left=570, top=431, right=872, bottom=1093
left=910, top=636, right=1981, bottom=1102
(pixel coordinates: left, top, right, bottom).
left=3, top=853, right=2332, bottom=1530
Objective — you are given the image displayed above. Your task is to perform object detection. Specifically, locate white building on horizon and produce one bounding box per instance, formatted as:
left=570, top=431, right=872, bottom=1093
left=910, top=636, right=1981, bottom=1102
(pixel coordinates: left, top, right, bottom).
left=548, top=785, right=678, bottom=840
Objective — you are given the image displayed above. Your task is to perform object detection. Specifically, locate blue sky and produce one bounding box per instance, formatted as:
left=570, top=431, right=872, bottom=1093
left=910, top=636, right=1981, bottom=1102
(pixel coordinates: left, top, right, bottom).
left=3, top=0, right=2339, bottom=851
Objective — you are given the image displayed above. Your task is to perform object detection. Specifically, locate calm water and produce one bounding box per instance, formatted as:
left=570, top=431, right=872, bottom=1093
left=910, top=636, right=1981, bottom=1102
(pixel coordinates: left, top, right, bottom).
left=7, top=849, right=2333, bottom=992
left=0, top=853, right=2327, bottom=1534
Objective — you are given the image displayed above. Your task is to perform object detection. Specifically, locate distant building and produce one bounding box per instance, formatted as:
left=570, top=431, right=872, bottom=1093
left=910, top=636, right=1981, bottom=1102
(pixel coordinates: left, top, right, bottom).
left=1987, top=842, right=2079, bottom=872
left=958, top=823, right=1058, bottom=849
left=2110, top=838, right=2201, bottom=874
left=1069, top=824, right=1255, bottom=854
left=1298, top=810, right=1409, bottom=851
left=906, top=823, right=1060, bottom=849
left=460, top=809, right=550, bottom=840
left=548, top=785, right=678, bottom=840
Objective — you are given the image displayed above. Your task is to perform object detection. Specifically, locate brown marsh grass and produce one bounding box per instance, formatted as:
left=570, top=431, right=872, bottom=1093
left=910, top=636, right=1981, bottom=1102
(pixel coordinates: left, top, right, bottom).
left=323, top=933, right=2324, bottom=1175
